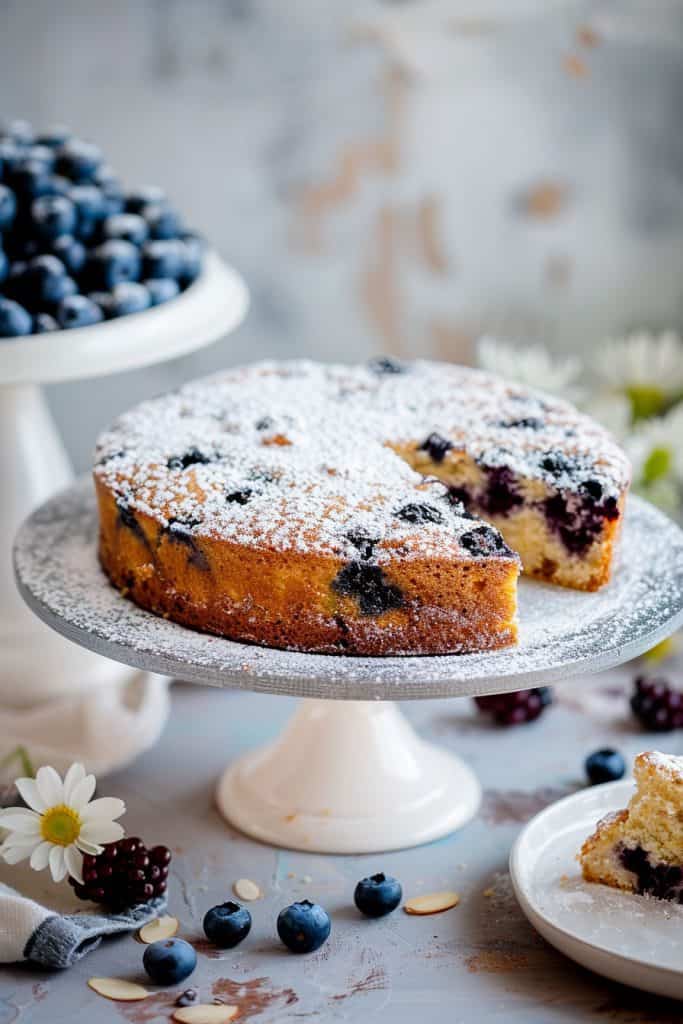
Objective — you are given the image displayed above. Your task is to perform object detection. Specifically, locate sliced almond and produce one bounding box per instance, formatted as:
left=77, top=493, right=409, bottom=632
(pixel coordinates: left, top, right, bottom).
left=233, top=877, right=261, bottom=902
left=173, top=1005, right=239, bottom=1024
left=404, top=891, right=461, bottom=916
left=88, top=978, right=149, bottom=1001
left=138, top=914, right=179, bottom=944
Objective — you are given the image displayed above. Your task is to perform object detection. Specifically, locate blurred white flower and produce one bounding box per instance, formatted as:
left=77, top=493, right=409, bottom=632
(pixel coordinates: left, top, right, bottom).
left=477, top=337, right=584, bottom=402
left=625, top=403, right=683, bottom=500
left=595, top=331, right=683, bottom=421
left=585, top=394, right=632, bottom=440
left=0, top=763, right=125, bottom=884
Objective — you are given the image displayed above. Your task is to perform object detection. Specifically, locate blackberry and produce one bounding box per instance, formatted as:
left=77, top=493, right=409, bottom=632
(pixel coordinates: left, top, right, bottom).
left=474, top=687, right=553, bottom=726
left=70, top=837, right=171, bottom=909
left=419, top=432, right=453, bottom=463
left=630, top=676, right=683, bottom=732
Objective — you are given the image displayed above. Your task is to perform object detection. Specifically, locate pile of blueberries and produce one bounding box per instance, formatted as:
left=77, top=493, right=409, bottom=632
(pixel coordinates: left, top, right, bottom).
left=142, top=873, right=402, bottom=987
left=0, top=118, right=203, bottom=337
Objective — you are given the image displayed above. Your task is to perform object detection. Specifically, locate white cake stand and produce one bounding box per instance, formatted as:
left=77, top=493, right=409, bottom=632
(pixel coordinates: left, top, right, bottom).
left=13, top=483, right=683, bottom=852
left=0, top=253, right=248, bottom=773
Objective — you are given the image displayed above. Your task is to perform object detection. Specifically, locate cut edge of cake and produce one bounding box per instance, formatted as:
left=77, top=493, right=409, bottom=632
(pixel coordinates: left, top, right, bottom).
left=579, top=751, right=683, bottom=902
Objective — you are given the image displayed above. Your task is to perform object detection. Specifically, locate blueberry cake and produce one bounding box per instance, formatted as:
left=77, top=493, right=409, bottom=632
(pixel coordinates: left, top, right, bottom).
left=580, top=752, right=683, bottom=901
left=94, top=358, right=629, bottom=655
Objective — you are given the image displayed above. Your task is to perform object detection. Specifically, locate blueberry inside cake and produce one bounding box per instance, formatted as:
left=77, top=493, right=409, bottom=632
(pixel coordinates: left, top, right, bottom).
left=580, top=752, right=683, bottom=901
left=93, top=358, right=629, bottom=656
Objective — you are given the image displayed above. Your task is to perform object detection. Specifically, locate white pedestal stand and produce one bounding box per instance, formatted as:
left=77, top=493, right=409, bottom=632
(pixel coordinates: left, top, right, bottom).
left=14, top=484, right=683, bottom=852
left=1, top=254, right=248, bottom=775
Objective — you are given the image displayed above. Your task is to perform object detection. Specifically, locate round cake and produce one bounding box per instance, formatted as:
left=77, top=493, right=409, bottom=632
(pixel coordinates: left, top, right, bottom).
left=94, top=358, right=630, bottom=656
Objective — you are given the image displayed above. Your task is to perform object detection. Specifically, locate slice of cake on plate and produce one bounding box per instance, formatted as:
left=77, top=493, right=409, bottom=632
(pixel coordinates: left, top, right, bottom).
left=580, top=751, right=683, bottom=902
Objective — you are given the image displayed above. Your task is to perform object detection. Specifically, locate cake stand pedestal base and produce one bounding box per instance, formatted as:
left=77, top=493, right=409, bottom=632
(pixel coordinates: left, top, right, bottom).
left=215, top=699, right=481, bottom=853
left=0, top=383, right=169, bottom=775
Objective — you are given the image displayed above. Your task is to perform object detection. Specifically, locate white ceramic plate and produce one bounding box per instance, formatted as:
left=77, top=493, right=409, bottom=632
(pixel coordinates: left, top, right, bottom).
left=510, top=780, right=683, bottom=1000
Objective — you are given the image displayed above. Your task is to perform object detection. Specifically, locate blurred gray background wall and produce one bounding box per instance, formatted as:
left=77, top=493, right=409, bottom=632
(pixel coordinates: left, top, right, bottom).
left=2, top=0, right=683, bottom=470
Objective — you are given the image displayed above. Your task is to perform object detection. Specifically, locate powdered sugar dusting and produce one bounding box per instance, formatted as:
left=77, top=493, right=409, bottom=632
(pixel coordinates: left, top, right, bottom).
left=93, top=359, right=629, bottom=562
left=640, top=751, right=683, bottom=781
left=13, top=483, right=683, bottom=699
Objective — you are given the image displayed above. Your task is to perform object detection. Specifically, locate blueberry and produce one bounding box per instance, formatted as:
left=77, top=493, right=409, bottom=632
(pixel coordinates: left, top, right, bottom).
left=33, top=312, right=59, bottom=333
left=142, top=938, right=197, bottom=986
left=619, top=845, right=683, bottom=900
left=354, top=873, right=402, bottom=918
left=56, top=294, right=103, bottom=330
left=102, top=212, right=149, bottom=246
left=225, top=488, right=253, bottom=504
left=144, top=204, right=181, bottom=240
left=51, top=234, right=86, bottom=274
left=93, top=168, right=125, bottom=216
left=277, top=900, right=331, bottom=954
left=87, top=239, right=141, bottom=289
left=419, top=432, right=453, bottom=463
left=31, top=195, right=77, bottom=239
left=0, top=247, right=7, bottom=284
left=0, top=185, right=17, bottom=230
left=368, top=355, right=405, bottom=374
left=168, top=448, right=211, bottom=470
left=1, top=119, right=33, bottom=145
left=88, top=291, right=115, bottom=318
left=460, top=525, right=512, bottom=558
left=540, top=451, right=576, bottom=477
left=26, top=144, right=56, bottom=171
left=480, top=466, right=522, bottom=517
left=0, top=140, right=24, bottom=179
left=142, top=239, right=184, bottom=280
left=55, top=138, right=102, bottom=182
left=8, top=157, right=52, bottom=199
left=108, top=282, right=151, bottom=317
left=175, top=989, right=199, bottom=1008
left=332, top=561, right=404, bottom=616
left=0, top=297, right=32, bottom=337
left=502, top=416, right=544, bottom=431
left=126, top=185, right=166, bottom=214
left=585, top=748, right=625, bottom=785
left=203, top=901, right=252, bottom=948
left=345, top=530, right=379, bottom=560
left=23, top=255, right=72, bottom=308
left=395, top=503, right=444, bottom=525
left=179, top=233, right=204, bottom=284
left=145, top=277, right=180, bottom=306
left=36, top=124, right=72, bottom=149
left=69, top=184, right=106, bottom=239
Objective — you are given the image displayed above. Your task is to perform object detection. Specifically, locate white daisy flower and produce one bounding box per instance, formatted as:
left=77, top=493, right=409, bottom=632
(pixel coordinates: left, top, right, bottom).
left=477, top=336, right=584, bottom=402
left=585, top=393, right=632, bottom=441
left=0, top=763, right=125, bottom=884
left=595, top=331, right=683, bottom=421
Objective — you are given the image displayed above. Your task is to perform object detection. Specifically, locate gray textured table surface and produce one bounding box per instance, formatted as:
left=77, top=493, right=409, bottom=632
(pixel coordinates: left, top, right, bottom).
left=3, top=664, right=683, bottom=1023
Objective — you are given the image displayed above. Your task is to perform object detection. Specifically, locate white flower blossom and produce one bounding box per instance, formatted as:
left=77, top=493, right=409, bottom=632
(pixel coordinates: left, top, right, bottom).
left=595, top=331, right=683, bottom=420
left=476, top=337, right=584, bottom=402
left=0, top=763, right=125, bottom=884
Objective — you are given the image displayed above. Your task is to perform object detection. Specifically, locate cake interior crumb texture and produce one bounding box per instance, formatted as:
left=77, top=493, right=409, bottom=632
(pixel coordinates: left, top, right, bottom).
left=580, top=752, right=683, bottom=901
left=93, top=359, right=630, bottom=656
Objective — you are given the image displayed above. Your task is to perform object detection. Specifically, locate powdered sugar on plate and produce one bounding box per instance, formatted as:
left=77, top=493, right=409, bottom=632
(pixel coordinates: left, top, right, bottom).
left=13, top=482, right=683, bottom=700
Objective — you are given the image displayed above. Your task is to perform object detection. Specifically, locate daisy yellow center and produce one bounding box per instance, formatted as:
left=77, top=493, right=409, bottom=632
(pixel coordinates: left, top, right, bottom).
left=40, top=805, right=81, bottom=847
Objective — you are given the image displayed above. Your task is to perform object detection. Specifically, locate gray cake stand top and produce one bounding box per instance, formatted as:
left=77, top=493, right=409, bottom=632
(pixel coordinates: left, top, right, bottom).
left=13, top=478, right=683, bottom=701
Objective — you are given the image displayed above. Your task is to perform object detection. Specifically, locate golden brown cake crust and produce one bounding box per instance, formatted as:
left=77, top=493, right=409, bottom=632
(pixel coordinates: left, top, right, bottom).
left=96, top=479, right=519, bottom=655
left=94, top=359, right=629, bottom=655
